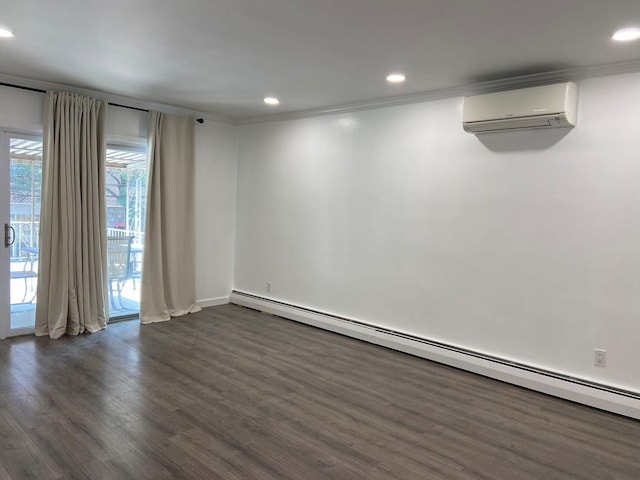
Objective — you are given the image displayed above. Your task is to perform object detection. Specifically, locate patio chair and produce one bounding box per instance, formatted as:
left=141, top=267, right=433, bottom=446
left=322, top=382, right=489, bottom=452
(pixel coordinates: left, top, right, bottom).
left=107, top=235, right=133, bottom=310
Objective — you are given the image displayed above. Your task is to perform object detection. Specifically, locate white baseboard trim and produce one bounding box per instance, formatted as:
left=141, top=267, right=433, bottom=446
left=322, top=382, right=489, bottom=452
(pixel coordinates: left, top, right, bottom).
left=230, top=291, right=640, bottom=420
left=197, top=296, right=230, bottom=308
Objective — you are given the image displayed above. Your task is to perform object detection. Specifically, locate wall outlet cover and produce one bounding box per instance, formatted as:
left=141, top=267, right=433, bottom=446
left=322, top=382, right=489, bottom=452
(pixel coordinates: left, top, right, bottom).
left=594, top=349, right=606, bottom=367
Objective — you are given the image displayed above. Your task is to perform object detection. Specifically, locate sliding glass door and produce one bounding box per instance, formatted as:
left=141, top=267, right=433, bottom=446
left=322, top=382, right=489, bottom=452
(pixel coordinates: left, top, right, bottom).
left=0, top=133, right=42, bottom=338
left=105, top=143, right=147, bottom=320
left=1, top=135, right=148, bottom=336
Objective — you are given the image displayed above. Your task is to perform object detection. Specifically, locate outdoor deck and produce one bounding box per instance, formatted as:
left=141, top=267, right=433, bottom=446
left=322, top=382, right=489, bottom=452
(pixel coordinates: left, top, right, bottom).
left=10, top=265, right=140, bottom=330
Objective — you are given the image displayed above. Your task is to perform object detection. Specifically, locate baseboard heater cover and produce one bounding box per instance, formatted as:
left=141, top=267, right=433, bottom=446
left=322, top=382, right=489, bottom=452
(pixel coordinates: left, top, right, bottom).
left=230, top=291, right=640, bottom=420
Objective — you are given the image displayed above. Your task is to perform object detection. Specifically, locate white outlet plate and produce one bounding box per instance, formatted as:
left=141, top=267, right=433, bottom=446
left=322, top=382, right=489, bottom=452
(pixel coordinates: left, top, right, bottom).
left=594, top=349, right=606, bottom=367
left=266, top=282, right=272, bottom=293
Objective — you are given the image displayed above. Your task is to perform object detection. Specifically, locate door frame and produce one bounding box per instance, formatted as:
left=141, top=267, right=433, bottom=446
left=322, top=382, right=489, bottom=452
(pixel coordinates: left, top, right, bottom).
left=1, top=129, right=43, bottom=339
left=0, top=129, right=9, bottom=339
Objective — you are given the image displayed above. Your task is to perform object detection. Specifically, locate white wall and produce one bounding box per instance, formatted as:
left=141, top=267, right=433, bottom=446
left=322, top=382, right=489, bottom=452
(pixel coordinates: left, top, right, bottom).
left=0, top=86, right=237, bottom=306
left=194, top=120, right=238, bottom=304
left=0, top=86, right=43, bottom=131
left=235, top=72, right=640, bottom=393
left=107, top=106, right=148, bottom=140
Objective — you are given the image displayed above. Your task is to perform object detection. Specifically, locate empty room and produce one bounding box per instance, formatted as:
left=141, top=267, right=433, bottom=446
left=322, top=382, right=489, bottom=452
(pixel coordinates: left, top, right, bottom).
left=1, top=1, right=640, bottom=478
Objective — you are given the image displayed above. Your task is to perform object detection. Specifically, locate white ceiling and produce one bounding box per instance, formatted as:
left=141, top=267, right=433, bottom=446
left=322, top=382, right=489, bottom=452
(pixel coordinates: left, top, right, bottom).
left=1, top=0, right=640, bottom=121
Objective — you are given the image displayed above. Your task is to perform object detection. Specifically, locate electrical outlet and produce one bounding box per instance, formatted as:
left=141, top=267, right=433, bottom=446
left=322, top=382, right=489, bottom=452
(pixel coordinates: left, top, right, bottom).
left=266, top=282, right=272, bottom=293
left=594, top=349, right=606, bottom=367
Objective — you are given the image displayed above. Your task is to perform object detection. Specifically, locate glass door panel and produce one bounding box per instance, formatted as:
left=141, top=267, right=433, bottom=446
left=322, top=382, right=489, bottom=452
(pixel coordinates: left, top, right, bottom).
left=105, top=143, right=147, bottom=320
left=7, top=135, right=42, bottom=333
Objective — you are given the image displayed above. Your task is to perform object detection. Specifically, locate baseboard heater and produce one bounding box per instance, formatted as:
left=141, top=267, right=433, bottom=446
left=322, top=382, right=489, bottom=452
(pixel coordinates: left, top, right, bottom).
left=230, top=291, right=640, bottom=419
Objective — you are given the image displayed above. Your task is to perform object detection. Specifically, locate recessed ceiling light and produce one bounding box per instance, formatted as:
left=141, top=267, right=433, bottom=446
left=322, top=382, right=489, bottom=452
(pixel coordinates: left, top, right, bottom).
left=264, top=97, right=280, bottom=106
left=612, top=27, right=640, bottom=42
left=386, top=73, right=406, bottom=84
left=0, top=28, right=14, bottom=38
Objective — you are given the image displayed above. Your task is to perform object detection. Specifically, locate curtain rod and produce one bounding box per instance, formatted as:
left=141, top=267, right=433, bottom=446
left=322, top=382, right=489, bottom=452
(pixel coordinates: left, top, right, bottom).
left=0, top=81, right=205, bottom=122
left=0, top=81, right=148, bottom=112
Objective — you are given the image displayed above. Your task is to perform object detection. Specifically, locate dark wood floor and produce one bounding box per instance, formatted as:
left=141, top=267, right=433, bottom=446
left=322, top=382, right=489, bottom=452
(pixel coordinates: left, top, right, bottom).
left=1, top=304, right=639, bottom=479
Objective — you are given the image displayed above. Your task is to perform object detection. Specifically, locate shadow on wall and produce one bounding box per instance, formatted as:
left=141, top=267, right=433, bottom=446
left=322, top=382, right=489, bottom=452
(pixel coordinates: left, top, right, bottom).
left=476, top=128, right=573, bottom=153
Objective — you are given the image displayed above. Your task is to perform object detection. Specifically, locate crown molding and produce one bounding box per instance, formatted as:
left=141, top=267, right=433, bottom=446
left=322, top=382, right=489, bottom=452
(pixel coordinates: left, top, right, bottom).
left=3, top=58, right=640, bottom=127
left=0, top=73, right=236, bottom=125
left=237, top=58, right=640, bottom=125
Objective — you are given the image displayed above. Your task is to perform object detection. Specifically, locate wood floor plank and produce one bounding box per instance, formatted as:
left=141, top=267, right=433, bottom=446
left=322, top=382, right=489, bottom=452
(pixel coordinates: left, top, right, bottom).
left=0, top=303, right=639, bottom=479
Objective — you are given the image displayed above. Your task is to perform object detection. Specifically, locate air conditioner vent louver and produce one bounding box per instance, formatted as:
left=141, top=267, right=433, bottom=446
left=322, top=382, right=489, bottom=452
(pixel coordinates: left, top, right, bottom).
left=463, top=83, right=577, bottom=134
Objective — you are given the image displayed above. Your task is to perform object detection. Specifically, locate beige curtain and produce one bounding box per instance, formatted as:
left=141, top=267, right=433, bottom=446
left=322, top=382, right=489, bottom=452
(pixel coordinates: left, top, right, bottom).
left=140, top=112, right=200, bottom=324
left=35, top=92, right=108, bottom=339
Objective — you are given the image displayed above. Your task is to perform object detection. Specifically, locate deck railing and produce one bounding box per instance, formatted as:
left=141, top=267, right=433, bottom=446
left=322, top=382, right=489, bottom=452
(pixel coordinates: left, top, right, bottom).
left=9, top=221, right=39, bottom=259
left=10, top=223, right=143, bottom=259
left=107, top=227, right=144, bottom=246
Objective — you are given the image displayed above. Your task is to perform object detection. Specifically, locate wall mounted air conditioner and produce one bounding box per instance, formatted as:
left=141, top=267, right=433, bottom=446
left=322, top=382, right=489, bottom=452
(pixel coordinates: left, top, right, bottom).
left=462, top=82, right=577, bottom=134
